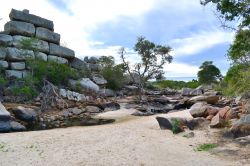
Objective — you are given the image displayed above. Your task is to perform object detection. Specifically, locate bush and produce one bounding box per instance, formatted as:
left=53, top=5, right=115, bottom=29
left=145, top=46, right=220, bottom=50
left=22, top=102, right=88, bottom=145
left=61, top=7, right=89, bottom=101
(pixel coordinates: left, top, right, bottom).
left=101, top=64, right=126, bottom=90
left=27, top=59, right=77, bottom=86
left=171, top=118, right=182, bottom=134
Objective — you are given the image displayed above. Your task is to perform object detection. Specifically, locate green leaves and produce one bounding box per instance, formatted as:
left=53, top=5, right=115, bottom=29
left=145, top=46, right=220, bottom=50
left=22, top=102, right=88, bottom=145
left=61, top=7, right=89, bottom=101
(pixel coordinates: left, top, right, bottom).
left=197, top=61, right=222, bottom=84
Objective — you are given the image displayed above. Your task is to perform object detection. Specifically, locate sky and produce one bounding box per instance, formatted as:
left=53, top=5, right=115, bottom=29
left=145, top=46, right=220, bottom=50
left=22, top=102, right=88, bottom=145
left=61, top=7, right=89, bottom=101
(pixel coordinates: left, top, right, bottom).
left=0, top=0, right=235, bottom=79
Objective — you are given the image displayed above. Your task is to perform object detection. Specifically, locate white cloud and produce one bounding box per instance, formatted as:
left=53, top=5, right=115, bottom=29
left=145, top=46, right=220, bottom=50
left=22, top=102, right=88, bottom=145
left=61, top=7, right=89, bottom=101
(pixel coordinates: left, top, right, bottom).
left=164, top=62, right=199, bottom=77
left=170, top=29, right=234, bottom=57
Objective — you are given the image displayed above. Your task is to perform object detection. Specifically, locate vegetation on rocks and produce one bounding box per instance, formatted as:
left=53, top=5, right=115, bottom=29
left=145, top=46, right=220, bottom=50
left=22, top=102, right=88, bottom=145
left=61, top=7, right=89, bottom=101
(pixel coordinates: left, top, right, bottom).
left=152, top=79, right=199, bottom=90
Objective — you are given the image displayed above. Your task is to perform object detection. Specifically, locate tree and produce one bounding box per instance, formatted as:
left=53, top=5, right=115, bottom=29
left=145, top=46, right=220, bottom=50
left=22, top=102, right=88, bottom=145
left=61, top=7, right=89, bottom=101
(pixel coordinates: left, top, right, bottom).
left=197, top=61, right=222, bottom=84
left=120, top=36, right=172, bottom=100
left=201, top=0, right=250, bottom=29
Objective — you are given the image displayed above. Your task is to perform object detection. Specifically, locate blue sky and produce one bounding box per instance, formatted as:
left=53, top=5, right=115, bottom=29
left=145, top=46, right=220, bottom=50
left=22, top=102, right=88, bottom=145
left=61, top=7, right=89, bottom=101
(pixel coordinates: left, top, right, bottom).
left=0, top=0, right=235, bottom=78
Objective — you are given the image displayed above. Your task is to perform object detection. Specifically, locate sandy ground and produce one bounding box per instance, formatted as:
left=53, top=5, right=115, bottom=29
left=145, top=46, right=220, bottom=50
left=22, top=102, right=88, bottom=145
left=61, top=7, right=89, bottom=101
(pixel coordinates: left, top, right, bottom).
left=0, top=108, right=248, bottom=166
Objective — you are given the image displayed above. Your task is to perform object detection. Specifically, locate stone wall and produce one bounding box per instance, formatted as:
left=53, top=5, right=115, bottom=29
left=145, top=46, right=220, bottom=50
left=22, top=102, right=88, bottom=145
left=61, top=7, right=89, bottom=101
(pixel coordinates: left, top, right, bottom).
left=0, top=9, right=75, bottom=78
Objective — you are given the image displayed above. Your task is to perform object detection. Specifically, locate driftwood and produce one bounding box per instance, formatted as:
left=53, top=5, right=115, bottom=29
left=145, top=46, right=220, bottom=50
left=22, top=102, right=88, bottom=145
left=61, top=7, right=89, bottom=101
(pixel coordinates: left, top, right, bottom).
left=40, top=80, right=68, bottom=111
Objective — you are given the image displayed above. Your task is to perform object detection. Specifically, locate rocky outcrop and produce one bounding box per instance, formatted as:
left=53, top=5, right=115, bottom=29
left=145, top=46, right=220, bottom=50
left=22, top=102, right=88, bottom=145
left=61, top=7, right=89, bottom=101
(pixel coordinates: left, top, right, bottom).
left=230, top=114, right=250, bottom=137
left=0, top=9, right=75, bottom=78
left=79, top=78, right=100, bottom=92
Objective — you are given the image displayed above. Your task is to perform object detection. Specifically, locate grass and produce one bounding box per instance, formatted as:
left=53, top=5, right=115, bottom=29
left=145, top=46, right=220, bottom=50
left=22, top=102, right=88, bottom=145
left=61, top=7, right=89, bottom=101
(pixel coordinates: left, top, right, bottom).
left=195, top=143, right=217, bottom=151
left=0, top=142, right=8, bottom=152
left=171, top=118, right=182, bottom=134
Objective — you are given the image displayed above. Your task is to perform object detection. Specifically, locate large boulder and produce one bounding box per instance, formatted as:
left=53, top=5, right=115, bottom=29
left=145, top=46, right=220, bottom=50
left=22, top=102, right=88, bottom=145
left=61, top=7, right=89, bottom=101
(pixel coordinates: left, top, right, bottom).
left=0, top=61, right=8, bottom=69
left=36, top=27, right=60, bottom=44
left=0, top=34, right=13, bottom=46
left=12, top=106, right=37, bottom=122
left=9, top=9, right=54, bottom=31
left=92, top=74, right=107, bottom=85
left=155, top=116, right=173, bottom=130
left=0, top=102, right=10, bottom=121
left=210, top=113, right=226, bottom=128
left=49, top=43, right=75, bottom=59
left=10, top=62, right=25, bottom=70
left=98, top=89, right=116, bottom=97
left=189, top=102, right=208, bottom=117
left=0, top=47, right=7, bottom=59
left=6, top=47, right=34, bottom=61
left=189, top=95, right=219, bottom=105
left=12, top=35, right=49, bottom=53
left=230, top=114, right=250, bottom=137
left=85, top=106, right=101, bottom=113
left=0, top=102, right=11, bottom=133
left=181, top=88, right=203, bottom=96
left=88, top=63, right=101, bottom=72
left=5, top=70, right=23, bottom=78
left=70, top=57, right=89, bottom=70
left=79, top=78, right=99, bottom=92
left=34, top=52, right=47, bottom=61
left=59, top=89, right=86, bottom=102
left=47, top=55, right=68, bottom=64
left=4, top=21, right=35, bottom=37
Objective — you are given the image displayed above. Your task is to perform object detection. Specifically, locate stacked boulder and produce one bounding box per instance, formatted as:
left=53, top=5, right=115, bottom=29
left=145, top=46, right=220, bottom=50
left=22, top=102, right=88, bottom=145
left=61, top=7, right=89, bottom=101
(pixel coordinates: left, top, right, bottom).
left=0, top=9, right=75, bottom=78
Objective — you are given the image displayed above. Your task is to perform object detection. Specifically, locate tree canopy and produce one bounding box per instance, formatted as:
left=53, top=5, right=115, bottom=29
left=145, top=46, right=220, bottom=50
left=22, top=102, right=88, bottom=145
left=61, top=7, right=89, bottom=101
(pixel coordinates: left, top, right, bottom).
left=120, top=36, right=172, bottom=99
left=201, top=0, right=250, bottom=29
left=197, top=61, right=222, bottom=84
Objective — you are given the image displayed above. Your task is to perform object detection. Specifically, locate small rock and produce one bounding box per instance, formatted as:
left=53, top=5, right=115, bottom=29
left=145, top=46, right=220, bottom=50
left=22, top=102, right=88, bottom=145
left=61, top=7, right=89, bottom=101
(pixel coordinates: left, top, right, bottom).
left=183, top=132, right=195, bottom=138
left=85, top=106, right=101, bottom=113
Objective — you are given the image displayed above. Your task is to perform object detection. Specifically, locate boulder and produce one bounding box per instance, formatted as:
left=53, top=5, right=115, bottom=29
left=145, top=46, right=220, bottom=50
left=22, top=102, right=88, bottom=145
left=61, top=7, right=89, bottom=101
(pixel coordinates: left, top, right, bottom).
left=98, top=89, right=116, bottom=97
left=9, top=9, right=54, bottom=31
left=12, top=106, right=37, bottom=122
left=10, top=121, right=26, bottom=131
left=6, top=47, right=34, bottom=61
left=0, top=47, right=7, bottom=59
left=189, top=95, right=219, bottom=105
left=10, top=62, right=25, bottom=70
left=0, top=60, right=9, bottom=69
left=92, top=75, right=107, bottom=85
left=186, top=117, right=209, bottom=130
left=88, top=56, right=99, bottom=64
left=230, top=114, right=250, bottom=137
left=181, top=88, right=203, bottom=96
left=0, top=102, right=10, bottom=121
left=88, top=63, right=101, bottom=72
left=0, top=121, right=11, bottom=133
left=5, top=70, right=23, bottom=78
left=4, top=21, right=35, bottom=36
left=225, top=109, right=238, bottom=120
left=218, top=106, right=231, bottom=119
left=79, top=78, right=99, bottom=92
left=68, top=107, right=83, bottom=115
left=98, top=102, right=120, bottom=111
left=210, top=113, right=225, bottom=128
left=13, top=35, right=49, bottom=53
left=155, top=116, right=173, bottom=130
left=243, top=100, right=250, bottom=114
left=0, top=102, right=11, bottom=133
left=47, top=55, right=68, bottom=64
left=49, top=43, right=75, bottom=59
left=85, top=106, right=101, bottom=113
left=189, top=102, right=207, bottom=117
left=132, top=111, right=154, bottom=116
left=36, top=27, right=60, bottom=44
left=70, top=57, right=89, bottom=70
left=0, top=34, right=13, bottom=46
left=34, top=52, right=47, bottom=61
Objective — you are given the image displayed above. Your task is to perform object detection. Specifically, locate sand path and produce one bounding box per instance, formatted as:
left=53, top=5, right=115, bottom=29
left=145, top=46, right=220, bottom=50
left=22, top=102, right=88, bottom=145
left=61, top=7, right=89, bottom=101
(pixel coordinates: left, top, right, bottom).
left=0, top=108, right=244, bottom=166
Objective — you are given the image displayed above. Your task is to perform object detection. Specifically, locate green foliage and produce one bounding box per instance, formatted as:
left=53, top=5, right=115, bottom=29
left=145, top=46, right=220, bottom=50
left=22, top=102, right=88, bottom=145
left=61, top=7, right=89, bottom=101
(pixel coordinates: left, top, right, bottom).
left=19, top=37, right=40, bottom=51
left=195, top=143, right=217, bottom=151
left=9, top=75, right=38, bottom=100
left=101, top=63, right=126, bottom=90
left=171, top=118, right=182, bottom=134
left=201, top=0, right=250, bottom=28
left=152, top=79, right=200, bottom=90
left=27, top=59, right=77, bottom=86
left=220, top=65, right=250, bottom=96
left=228, top=29, right=250, bottom=65
left=197, top=61, right=222, bottom=84
left=98, top=56, right=115, bottom=67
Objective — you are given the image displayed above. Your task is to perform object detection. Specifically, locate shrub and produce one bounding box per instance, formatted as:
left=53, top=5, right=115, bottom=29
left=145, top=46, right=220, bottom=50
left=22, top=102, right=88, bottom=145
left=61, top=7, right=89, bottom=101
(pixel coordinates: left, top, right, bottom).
left=27, top=59, right=77, bottom=86
left=101, top=64, right=126, bottom=90
left=171, top=118, right=182, bottom=134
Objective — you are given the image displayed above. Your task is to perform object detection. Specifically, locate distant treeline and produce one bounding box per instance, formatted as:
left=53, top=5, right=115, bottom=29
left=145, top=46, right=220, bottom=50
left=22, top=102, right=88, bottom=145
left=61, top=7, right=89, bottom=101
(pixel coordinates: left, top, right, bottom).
left=149, top=79, right=200, bottom=90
